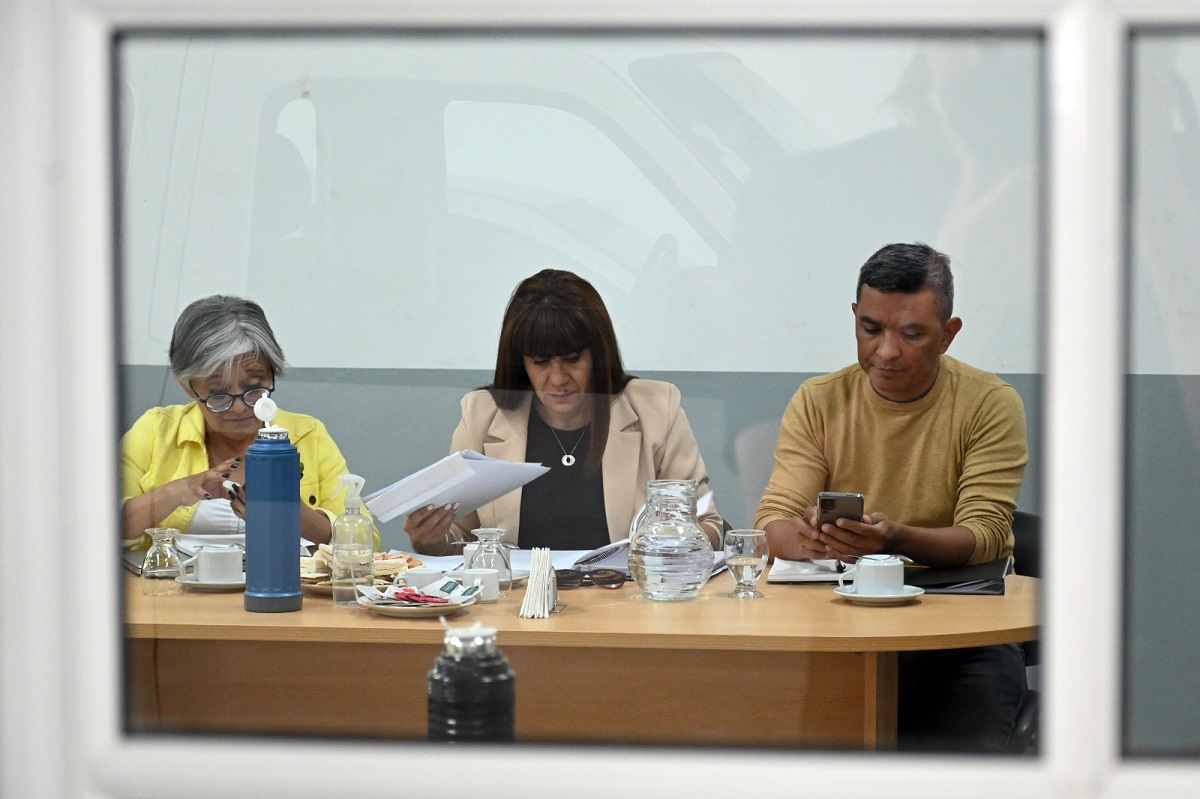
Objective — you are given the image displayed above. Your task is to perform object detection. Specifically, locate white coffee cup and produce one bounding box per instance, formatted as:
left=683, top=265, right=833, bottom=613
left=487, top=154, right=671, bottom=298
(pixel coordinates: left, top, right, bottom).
left=179, top=545, right=243, bottom=584
left=463, top=568, right=500, bottom=603
left=405, top=567, right=445, bottom=589
left=838, top=554, right=905, bottom=596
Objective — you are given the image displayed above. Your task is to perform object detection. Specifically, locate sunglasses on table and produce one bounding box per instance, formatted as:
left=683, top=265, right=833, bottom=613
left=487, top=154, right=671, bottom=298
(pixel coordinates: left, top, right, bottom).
left=554, top=568, right=627, bottom=590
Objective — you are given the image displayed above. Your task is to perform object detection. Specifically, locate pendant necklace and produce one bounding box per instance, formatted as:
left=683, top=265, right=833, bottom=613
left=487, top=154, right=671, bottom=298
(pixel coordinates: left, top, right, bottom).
left=549, top=424, right=588, bottom=467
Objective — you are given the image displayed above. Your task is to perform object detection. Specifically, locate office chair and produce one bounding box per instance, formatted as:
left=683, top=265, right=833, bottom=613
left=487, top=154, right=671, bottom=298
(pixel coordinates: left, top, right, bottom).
left=1008, top=510, right=1041, bottom=754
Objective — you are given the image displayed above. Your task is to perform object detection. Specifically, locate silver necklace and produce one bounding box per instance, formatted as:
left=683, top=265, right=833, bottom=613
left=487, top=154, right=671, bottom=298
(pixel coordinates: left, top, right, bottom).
left=549, top=424, right=588, bottom=467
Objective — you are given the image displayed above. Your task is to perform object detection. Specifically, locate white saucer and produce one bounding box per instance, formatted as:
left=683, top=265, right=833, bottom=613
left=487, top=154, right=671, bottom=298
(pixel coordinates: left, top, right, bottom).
left=360, top=595, right=476, bottom=619
left=834, top=584, right=924, bottom=606
left=176, top=573, right=246, bottom=592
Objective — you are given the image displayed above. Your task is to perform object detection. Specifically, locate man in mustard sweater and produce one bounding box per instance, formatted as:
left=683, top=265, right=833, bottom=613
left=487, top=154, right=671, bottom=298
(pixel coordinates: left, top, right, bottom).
left=755, top=242, right=1028, bottom=752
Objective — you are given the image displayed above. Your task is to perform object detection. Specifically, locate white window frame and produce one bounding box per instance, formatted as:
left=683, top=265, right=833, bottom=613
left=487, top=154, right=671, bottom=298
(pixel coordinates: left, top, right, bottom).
left=3, top=0, right=1196, bottom=796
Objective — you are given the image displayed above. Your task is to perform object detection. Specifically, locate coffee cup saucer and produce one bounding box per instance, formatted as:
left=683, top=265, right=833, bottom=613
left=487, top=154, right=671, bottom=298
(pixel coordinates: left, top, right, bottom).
left=834, top=584, right=924, bottom=606
left=175, top=573, right=247, bottom=592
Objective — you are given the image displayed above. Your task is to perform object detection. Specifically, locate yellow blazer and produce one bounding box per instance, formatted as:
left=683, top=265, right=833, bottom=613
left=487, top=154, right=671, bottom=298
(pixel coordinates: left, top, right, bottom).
left=448, top=379, right=723, bottom=547
left=121, top=403, right=377, bottom=548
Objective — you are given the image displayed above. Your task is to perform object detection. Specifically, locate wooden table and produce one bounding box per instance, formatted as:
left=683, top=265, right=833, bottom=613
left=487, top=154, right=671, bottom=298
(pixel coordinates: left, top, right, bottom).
left=124, top=575, right=1038, bottom=749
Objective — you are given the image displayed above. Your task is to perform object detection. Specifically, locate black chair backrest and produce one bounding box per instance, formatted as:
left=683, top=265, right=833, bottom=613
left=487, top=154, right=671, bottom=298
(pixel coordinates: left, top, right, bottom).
left=1012, top=510, right=1041, bottom=579
left=1011, top=509, right=1041, bottom=673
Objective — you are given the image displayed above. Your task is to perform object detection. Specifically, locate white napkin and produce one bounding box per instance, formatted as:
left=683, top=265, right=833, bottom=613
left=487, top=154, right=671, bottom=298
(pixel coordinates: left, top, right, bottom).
left=519, top=548, right=558, bottom=619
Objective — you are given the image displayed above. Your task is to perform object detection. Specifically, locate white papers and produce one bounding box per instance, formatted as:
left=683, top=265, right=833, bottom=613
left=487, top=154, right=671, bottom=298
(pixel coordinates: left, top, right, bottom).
left=766, top=558, right=844, bottom=583
left=570, top=539, right=727, bottom=580
left=175, top=534, right=244, bottom=557
left=365, top=450, right=549, bottom=523
left=415, top=555, right=470, bottom=573
left=174, top=533, right=313, bottom=558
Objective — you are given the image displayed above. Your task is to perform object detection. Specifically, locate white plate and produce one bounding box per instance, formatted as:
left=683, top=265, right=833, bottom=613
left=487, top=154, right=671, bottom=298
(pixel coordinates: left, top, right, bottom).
left=360, top=595, right=476, bottom=619
left=303, top=581, right=395, bottom=597
left=176, top=573, right=246, bottom=592
left=834, top=585, right=924, bottom=606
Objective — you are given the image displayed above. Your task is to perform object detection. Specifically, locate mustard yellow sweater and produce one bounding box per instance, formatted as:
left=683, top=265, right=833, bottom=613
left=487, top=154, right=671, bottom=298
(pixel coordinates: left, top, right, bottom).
left=754, top=355, right=1027, bottom=565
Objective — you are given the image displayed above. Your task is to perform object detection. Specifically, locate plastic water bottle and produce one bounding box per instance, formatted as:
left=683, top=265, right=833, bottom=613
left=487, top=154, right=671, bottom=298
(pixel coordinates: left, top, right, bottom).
left=243, top=396, right=303, bottom=613
left=629, top=479, right=713, bottom=601
left=331, top=474, right=373, bottom=606
left=427, top=623, right=516, bottom=742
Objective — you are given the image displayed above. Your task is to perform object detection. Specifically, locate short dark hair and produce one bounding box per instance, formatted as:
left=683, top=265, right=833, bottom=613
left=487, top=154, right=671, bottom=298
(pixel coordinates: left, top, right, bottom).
left=169, top=295, right=287, bottom=381
left=489, top=270, right=633, bottom=473
left=856, top=242, right=955, bottom=321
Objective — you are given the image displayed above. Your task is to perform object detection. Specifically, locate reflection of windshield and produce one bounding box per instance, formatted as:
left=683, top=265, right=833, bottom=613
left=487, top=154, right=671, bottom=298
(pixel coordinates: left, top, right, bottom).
left=629, top=52, right=814, bottom=189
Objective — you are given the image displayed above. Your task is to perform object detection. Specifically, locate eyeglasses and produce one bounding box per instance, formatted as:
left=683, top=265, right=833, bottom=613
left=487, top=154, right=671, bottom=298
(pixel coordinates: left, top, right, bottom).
left=554, top=568, right=626, bottom=590
left=189, top=381, right=274, bottom=413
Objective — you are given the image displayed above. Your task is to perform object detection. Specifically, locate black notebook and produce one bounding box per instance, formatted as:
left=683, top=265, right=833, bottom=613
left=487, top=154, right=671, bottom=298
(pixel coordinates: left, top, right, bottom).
left=903, top=556, right=1013, bottom=595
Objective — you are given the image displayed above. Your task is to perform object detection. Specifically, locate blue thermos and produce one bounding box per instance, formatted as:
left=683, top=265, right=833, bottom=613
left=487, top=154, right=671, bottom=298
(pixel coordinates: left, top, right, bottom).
left=244, top=408, right=303, bottom=613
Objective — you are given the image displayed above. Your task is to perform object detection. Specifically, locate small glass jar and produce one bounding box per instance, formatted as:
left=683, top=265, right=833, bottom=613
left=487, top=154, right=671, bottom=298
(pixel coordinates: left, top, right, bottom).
left=466, top=528, right=514, bottom=595
left=141, top=527, right=183, bottom=596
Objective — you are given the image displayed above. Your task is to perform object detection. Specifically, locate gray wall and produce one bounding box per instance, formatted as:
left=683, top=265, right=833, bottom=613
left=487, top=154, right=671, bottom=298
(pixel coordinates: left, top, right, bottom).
left=121, top=365, right=1042, bottom=552
left=1124, top=375, right=1200, bottom=754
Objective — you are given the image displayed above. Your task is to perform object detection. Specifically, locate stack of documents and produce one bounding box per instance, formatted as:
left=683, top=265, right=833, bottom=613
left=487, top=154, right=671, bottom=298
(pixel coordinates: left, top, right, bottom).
left=365, top=450, right=549, bottom=523
left=904, top=556, right=1013, bottom=595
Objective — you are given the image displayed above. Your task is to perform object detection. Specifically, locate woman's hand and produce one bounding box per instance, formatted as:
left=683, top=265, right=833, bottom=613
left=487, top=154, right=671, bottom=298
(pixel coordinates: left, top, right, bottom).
left=121, top=456, right=244, bottom=537
left=404, top=503, right=459, bottom=554
left=182, top=456, right=244, bottom=507
left=222, top=467, right=333, bottom=545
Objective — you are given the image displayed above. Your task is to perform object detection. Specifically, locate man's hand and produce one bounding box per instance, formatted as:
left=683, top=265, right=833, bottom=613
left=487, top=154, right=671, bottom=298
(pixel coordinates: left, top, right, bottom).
left=764, top=507, right=832, bottom=561
left=816, top=511, right=897, bottom=560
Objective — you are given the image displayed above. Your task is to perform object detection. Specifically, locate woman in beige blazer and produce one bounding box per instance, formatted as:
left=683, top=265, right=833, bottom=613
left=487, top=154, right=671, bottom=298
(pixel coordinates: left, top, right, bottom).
left=406, top=269, right=723, bottom=555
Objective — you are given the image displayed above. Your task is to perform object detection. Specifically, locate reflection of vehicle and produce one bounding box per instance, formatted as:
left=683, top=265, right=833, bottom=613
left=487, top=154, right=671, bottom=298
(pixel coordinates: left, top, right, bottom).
left=119, top=37, right=817, bottom=369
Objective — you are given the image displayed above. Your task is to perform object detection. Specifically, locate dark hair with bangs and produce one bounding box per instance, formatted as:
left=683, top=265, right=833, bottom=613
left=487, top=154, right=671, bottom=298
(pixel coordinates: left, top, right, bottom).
left=488, top=269, right=634, bottom=473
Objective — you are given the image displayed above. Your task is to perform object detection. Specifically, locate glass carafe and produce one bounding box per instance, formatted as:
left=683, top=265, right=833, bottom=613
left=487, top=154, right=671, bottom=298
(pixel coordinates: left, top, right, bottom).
left=141, top=527, right=183, bottom=596
left=467, top=528, right=514, bottom=596
left=629, top=480, right=713, bottom=601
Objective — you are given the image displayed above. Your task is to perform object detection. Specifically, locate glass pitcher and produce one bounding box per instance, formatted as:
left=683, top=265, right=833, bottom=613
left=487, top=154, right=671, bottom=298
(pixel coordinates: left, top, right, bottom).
left=629, top=480, right=713, bottom=601
left=141, top=527, right=183, bottom=596
left=466, top=528, right=515, bottom=595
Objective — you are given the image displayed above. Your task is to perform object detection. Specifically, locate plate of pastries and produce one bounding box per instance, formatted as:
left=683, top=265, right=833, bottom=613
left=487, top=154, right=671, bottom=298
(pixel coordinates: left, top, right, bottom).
left=300, top=545, right=424, bottom=595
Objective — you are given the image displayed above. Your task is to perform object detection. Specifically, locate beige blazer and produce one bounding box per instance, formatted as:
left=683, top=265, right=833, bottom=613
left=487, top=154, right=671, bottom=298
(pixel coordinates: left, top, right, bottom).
left=448, top=379, right=723, bottom=547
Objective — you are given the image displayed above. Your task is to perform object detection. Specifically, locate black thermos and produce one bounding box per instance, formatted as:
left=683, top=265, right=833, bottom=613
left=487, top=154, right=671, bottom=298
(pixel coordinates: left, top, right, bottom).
left=427, top=623, right=516, bottom=742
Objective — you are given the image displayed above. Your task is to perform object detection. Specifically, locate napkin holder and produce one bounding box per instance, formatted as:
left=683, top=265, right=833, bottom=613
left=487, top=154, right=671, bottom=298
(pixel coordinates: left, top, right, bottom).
left=519, top=548, right=558, bottom=618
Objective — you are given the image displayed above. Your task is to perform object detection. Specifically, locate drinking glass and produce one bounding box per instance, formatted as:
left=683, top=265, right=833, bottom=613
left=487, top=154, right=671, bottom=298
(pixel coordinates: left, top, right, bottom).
left=141, top=527, right=183, bottom=596
left=466, top=528, right=514, bottom=596
left=723, top=529, right=768, bottom=599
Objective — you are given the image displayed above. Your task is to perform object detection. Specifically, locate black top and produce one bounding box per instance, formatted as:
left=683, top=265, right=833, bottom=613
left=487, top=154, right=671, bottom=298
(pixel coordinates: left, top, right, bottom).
left=518, top=405, right=609, bottom=550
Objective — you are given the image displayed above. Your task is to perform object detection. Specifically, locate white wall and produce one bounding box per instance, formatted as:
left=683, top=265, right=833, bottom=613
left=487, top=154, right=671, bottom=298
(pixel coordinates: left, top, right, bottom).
left=118, top=34, right=1042, bottom=375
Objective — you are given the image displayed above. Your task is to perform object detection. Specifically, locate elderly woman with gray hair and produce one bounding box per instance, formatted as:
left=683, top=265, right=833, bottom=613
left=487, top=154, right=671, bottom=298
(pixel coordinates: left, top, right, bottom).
left=121, top=295, right=360, bottom=547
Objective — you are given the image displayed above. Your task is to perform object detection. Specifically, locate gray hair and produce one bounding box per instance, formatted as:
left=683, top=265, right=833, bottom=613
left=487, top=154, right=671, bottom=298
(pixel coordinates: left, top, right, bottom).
left=856, top=242, right=955, bottom=321
left=169, top=296, right=288, bottom=381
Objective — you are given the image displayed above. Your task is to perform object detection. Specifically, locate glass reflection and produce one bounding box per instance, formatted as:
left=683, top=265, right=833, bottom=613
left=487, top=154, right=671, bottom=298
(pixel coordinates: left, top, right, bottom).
left=1126, top=32, right=1200, bottom=756
left=118, top=32, right=1042, bottom=750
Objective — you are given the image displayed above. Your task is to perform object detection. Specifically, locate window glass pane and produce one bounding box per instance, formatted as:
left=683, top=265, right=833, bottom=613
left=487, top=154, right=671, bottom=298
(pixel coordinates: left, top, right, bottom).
left=1125, top=30, right=1200, bottom=756
left=117, top=31, right=1042, bottom=750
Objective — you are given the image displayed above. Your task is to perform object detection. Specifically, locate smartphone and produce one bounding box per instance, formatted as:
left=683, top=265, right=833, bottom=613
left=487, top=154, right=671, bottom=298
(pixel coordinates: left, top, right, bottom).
left=817, top=491, right=865, bottom=529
